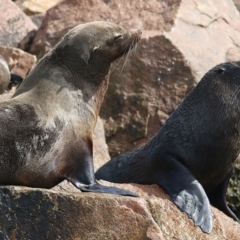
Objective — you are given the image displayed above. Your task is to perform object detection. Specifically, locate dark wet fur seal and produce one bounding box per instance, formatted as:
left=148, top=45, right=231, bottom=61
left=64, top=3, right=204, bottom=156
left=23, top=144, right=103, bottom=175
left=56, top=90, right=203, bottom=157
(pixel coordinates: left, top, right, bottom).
left=96, top=61, right=240, bottom=233
left=0, top=21, right=141, bottom=197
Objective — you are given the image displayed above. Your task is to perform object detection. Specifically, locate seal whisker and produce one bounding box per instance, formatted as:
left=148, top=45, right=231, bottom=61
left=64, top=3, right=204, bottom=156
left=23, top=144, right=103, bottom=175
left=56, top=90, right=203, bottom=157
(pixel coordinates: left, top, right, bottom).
left=109, top=56, right=126, bottom=75
left=232, top=85, right=240, bottom=102
left=119, top=48, right=132, bottom=76
left=132, top=39, right=140, bottom=55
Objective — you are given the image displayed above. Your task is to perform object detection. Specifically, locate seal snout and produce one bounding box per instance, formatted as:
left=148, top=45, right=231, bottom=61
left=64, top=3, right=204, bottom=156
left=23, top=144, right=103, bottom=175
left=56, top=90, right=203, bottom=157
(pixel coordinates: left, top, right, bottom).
left=131, top=28, right=142, bottom=39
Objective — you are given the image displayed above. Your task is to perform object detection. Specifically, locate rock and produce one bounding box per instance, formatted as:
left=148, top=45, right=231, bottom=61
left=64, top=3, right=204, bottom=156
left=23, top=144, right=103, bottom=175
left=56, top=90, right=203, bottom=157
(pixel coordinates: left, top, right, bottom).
left=164, top=0, right=240, bottom=82
left=29, top=0, right=181, bottom=58
left=0, top=184, right=239, bottom=239
left=0, top=0, right=37, bottom=48
left=15, top=0, right=60, bottom=16
left=0, top=45, right=37, bottom=79
left=233, top=0, right=240, bottom=12
left=227, top=164, right=240, bottom=219
left=93, top=118, right=110, bottom=171
left=0, top=55, right=10, bottom=94
left=0, top=45, right=36, bottom=101
left=100, top=31, right=195, bottom=156
left=30, top=14, right=45, bottom=28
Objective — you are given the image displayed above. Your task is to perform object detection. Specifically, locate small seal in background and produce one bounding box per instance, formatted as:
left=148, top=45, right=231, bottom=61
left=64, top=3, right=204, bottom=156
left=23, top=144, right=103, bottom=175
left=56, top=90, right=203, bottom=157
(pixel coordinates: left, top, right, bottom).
left=0, top=21, right=141, bottom=197
left=96, top=61, right=240, bottom=233
left=0, top=55, right=10, bottom=94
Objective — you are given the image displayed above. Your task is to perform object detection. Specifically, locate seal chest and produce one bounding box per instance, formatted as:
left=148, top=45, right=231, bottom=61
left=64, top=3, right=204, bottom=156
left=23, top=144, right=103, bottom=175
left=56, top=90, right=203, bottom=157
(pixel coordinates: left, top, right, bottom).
left=0, top=21, right=141, bottom=197
left=96, top=61, right=240, bottom=233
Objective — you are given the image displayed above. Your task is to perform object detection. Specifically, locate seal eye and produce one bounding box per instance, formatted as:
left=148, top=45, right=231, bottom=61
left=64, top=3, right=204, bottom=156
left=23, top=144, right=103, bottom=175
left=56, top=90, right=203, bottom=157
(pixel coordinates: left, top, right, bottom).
left=114, top=35, right=123, bottom=42
left=93, top=45, right=99, bottom=52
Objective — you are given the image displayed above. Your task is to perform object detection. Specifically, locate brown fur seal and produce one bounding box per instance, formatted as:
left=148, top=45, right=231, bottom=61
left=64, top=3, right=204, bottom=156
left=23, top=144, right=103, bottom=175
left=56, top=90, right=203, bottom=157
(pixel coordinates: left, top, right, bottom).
left=96, top=61, right=240, bottom=233
left=0, top=21, right=141, bottom=197
left=0, top=55, right=10, bottom=94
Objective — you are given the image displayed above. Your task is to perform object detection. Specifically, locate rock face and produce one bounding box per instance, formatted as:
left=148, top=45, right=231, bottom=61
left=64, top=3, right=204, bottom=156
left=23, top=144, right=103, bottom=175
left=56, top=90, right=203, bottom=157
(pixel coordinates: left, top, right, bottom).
left=0, top=0, right=37, bottom=48
left=165, top=0, right=240, bottom=82
left=0, top=184, right=239, bottom=240
left=29, top=0, right=181, bottom=58
left=0, top=45, right=36, bottom=78
left=93, top=117, right=110, bottom=171
left=101, top=32, right=195, bottom=156
left=15, top=0, right=60, bottom=15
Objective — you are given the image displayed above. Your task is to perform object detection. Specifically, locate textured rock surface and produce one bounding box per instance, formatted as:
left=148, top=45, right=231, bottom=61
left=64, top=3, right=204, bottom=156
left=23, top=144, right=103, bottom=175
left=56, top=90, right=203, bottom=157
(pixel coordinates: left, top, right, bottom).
left=165, top=0, right=240, bottom=82
left=15, top=0, right=60, bottom=15
left=93, top=117, right=110, bottom=171
left=227, top=164, right=240, bottom=218
left=101, top=31, right=195, bottom=156
left=0, top=184, right=239, bottom=240
left=29, top=0, right=181, bottom=58
left=0, top=45, right=36, bottom=78
left=233, top=0, right=240, bottom=12
left=0, top=0, right=37, bottom=48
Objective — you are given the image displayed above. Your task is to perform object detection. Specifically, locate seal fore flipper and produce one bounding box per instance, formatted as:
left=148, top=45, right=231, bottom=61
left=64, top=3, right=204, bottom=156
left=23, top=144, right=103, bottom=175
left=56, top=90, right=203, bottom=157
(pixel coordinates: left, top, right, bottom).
left=65, top=154, right=138, bottom=197
left=157, top=155, right=212, bottom=233
left=207, top=171, right=240, bottom=223
left=77, top=182, right=138, bottom=197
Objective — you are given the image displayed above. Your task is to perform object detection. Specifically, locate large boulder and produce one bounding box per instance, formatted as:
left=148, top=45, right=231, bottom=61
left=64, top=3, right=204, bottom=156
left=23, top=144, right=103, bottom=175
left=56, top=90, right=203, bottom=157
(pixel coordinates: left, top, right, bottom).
left=0, top=45, right=37, bottom=78
left=15, top=0, right=60, bottom=16
left=101, top=31, right=195, bottom=156
left=0, top=0, right=37, bottom=48
left=165, top=0, right=240, bottom=82
left=0, top=183, right=239, bottom=239
left=29, top=0, right=181, bottom=58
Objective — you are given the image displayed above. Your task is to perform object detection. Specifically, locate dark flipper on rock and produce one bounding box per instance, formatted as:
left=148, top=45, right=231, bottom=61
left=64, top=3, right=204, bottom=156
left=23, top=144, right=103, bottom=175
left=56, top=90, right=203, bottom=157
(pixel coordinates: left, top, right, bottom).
left=207, top=172, right=240, bottom=223
left=78, top=182, right=138, bottom=197
left=65, top=154, right=138, bottom=197
left=156, top=155, right=213, bottom=233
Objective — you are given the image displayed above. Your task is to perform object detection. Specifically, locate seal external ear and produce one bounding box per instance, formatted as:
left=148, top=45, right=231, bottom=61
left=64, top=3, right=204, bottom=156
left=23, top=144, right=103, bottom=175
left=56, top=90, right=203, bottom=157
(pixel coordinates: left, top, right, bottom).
left=156, top=154, right=212, bottom=233
left=207, top=171, right=240, bottom=223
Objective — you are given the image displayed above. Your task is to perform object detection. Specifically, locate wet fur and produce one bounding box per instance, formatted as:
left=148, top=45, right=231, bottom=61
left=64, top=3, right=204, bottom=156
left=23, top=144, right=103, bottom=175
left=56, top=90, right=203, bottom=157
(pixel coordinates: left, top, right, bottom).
left=96, top=61, right=240, bottom=232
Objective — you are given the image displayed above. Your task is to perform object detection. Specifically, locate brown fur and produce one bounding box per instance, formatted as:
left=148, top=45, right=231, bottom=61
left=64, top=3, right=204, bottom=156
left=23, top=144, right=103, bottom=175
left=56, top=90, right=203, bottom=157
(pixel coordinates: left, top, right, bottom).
left=0, top=21, right=141, bottom=196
